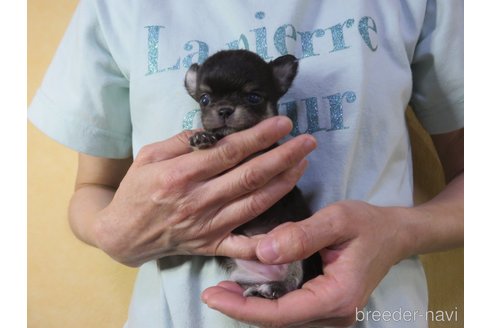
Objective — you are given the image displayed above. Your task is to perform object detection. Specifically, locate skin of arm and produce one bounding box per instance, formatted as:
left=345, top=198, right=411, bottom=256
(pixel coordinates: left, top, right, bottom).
left=68, top=155, right=132, bottom=247
left=201, top=128, right=464, bottom=327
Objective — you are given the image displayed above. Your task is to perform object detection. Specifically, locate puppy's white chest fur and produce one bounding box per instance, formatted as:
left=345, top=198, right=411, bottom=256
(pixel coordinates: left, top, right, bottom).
left=229, top=259, right=304, bottom=299
left=230, top=259, right=290, bottom=283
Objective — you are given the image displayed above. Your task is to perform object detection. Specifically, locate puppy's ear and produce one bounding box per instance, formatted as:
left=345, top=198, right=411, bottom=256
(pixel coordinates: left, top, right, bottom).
left=270, top=55, right=298, bottom=96
left=185, top=63, right=200, bottom=99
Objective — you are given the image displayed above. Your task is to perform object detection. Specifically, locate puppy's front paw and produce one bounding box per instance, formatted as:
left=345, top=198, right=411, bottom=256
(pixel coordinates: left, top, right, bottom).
left=189, top=131, right=218, bottom=149
left=243, top=281, right=289, bottom=299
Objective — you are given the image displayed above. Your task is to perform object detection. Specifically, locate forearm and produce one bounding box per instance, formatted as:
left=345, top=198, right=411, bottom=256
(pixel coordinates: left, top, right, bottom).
left=399, top=173, right=464, bottom=257
left=68, top=184, right=115, bottom=247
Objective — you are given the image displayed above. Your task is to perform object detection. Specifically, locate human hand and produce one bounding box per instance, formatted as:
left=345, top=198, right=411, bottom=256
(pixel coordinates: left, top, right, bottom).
left=93, top=116, right=317, bottom=267
left=202, top=201, right=412, bottom=327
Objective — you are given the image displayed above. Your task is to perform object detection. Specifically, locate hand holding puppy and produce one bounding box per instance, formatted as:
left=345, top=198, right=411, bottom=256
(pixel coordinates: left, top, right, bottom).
left=201, top=201, right=414, bottom=327
left=202, top=175, right=464, bottom=327
left=91, top=117, right=316, bottom=267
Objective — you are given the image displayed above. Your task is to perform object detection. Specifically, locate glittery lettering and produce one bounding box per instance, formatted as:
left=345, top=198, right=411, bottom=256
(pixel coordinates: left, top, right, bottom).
left=302, top=97, right=323, bottom=134
left=274, top=24, right=296, bottom=55
left=144, top=15, right=380, bottom=77
left=280, top=91, right=357, bottom=136
left=182, top=109, right=200, bottom=130
left=324, top=91, right=356, bottom=130
left=251, top=27, right=273, bottom=60
left=280, top=101, right=301, bottom=136
left=358, top=16, right=378, bottom=51
left=145, top=25, right=165, bottom=75
left=298, top=29, right=325, bottom=58
left=183, top=41, right=209, bottom=68
left=226, top=34, right=250, bottom=50
left=255, top=11, right=265, bottom=20
left=167, top=58, right=181, bottom=70
left=328, top=19, right=354, bottom=53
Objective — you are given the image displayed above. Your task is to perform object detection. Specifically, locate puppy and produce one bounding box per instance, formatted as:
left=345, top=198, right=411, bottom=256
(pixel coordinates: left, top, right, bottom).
left=185, top=50, right=321, bottom=299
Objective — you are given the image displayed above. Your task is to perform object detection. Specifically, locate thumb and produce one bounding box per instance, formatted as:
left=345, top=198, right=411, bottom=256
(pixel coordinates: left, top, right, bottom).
left=256, top=214, right=338, bottom=264
left=215, top=233, right=264, bottom=260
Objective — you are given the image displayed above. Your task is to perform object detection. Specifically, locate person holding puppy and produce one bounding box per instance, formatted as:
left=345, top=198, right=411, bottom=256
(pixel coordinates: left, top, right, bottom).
left=29, top=1, right=463, bottom=327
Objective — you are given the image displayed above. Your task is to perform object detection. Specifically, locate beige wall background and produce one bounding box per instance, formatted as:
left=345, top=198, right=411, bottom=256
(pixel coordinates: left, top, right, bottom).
left=28, top=1, right=137, bottom=327
left=27, top=1, right=463, bottom=327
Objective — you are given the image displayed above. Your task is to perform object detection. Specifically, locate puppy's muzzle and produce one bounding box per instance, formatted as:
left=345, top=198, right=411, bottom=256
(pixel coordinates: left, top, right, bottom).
left=218, top=107, right=234, bottom=119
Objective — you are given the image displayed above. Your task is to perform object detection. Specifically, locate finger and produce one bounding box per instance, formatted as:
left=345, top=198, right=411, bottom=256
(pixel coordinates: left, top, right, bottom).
left=201, top=134, right=316, bottom=206
left=216, top=281, right=245, bottom=294
left=133, top=130, right=195, bottom=165
left=256, top=208, right=348, bottom=264
left=211, top=233, right=264, bottom=259
left=211, top=160, right=308, bottom=257
left=202, top=276, right=338, bottom=327
left=171, top=116, right=296, bottom=181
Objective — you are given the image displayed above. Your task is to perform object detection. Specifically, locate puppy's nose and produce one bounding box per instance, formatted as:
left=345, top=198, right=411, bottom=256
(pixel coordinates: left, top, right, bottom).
left=218, top=107, right=234, bottom=118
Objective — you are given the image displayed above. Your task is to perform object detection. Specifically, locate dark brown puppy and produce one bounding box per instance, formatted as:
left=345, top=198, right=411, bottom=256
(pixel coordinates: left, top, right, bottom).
left=185, top=50, right=321, bottom=299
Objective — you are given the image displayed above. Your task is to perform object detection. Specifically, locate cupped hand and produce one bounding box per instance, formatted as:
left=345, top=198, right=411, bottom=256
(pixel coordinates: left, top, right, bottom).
left=202, top=201, right=413, bottom=327
left=93, top=116, right=317, bottom=267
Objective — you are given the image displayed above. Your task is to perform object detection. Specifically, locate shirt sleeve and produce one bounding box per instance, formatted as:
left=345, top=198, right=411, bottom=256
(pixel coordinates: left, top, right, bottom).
left=410, top=0, right=464, bottom=135
left=28, top=0, right=132, bottom=158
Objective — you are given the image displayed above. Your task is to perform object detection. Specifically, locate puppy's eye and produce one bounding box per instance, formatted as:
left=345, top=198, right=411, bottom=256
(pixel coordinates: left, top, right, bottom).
left=199, top=94, right=210, bottom=106
left=245, top=93, right=263, bottom=105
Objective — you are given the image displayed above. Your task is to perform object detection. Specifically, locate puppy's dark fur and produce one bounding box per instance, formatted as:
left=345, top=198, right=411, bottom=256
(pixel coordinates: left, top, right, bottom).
left=185, top=50, right=321, bottom=299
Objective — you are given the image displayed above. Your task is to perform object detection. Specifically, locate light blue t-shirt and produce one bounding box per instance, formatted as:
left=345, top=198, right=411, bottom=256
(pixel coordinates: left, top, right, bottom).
left=29, top=0, right=463, bottom=327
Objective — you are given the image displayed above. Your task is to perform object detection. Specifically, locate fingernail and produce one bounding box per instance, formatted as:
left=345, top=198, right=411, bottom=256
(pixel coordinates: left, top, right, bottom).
left=257, top=238, right=279, bottom=263
left=276, top=116, right=292, bottom=131
left=201, top=290, right=210, bottom=304
left=303, top=135, right=317, bottom=150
